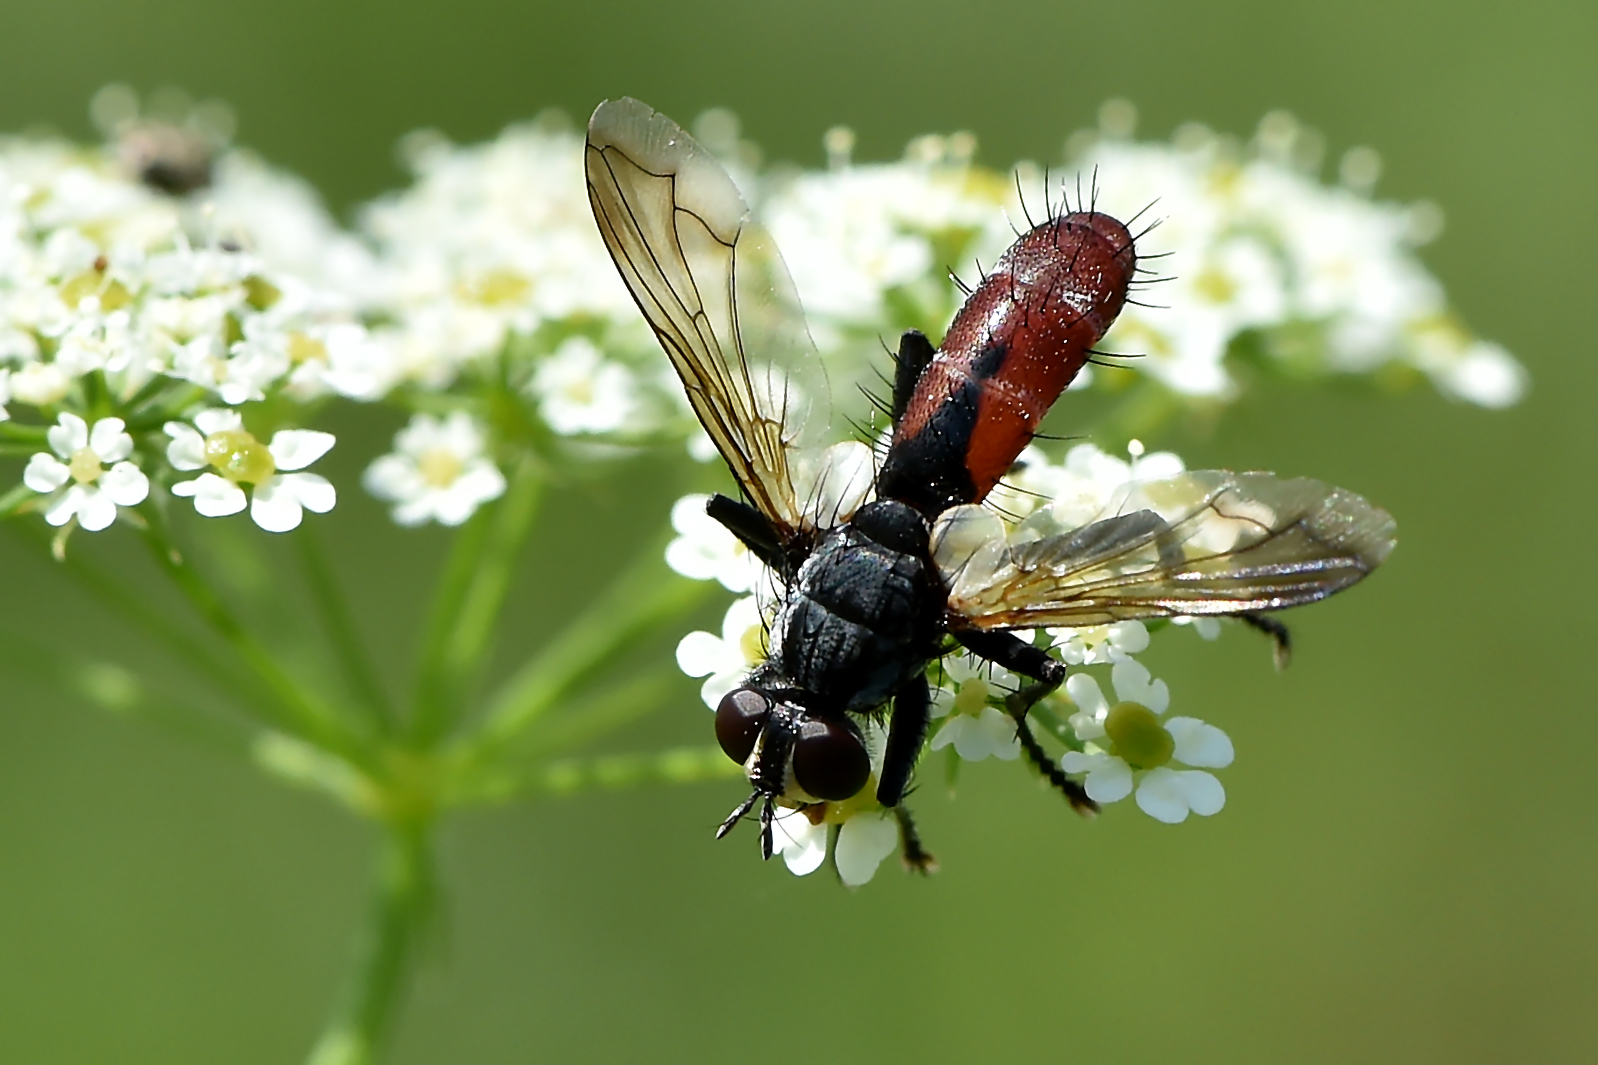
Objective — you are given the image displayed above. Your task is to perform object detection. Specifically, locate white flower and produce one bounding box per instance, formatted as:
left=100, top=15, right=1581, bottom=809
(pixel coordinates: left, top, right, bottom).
left=1049, top=620, right=1151, bottom=666
left=23, top=413, right=149, bottom=530
left=663, top=493, right=767, bottom=593
left=10, top=361, right=72, bottom=406
left=929, top=654, right=1022, bottom=762
left=1060, top=660, right=1233, bottom=824
left=769, top=806, right=900, bottom=886
left=674, top=596, right=767, bottom=709
left=165, top=408, right=336, bottom=532
left=531, top=336, right=639, bottom=435
left=1172, top=616, right=1222, bottom=640
left=363, top=411, right=505, bottom=526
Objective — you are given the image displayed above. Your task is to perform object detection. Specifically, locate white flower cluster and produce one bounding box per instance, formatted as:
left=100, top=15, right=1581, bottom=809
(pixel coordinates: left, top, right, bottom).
left=1030, top=104, right=1527, bottom=406
left=0, top=94, right=1523, bottom=543
left=666, top=440, right=1237, bottom=884
left=356, top=120, right=679, bottom=434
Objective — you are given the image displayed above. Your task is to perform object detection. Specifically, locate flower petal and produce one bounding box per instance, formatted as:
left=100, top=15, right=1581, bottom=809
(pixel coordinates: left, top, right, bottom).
left=1167, top=717, right=1234, bottom=768
left=771, top=810, right=827, bottom=876
left=99, top=462, right=149, bottom=507
left=43, top=486, right=85, bottom=527
left=1134, top=767, right=1191, bottom=823
left=250, top=477, right=304, bottom=532
left=1084, top=757, right=1135, bottom=803
left=74, top=487, right=118, bottom=531
left=976, top=706, right=1021, bottom=760
left=1061, top=749, right=1105, bottom=774
left=24, top=453, right=70, bottom=493
left=164, top=423, right=208, bottom=470
left=187, top=474, right=248, bottom=517
left=281, top=472, right=336, bottom=514
left=676, top=631, right=731, bottom=679
left=268, top=429, right=335, bottom=471
left=834, top=814, right=898, bottom=886
left=48, top=412, right=88, bottom=457
left=1174, top=769, right=1226, bottom=816
left=88, top=417, right=131, bottom=461
left=1111, top=658, right=1170, bottom=714
left=193, top=408, right=242, bottom=435
left=1065, top=672, right=1109, bottom=718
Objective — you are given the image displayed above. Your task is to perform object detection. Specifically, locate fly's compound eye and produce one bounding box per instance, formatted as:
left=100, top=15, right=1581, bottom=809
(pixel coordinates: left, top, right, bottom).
left=715, top=688, right=771, bottom=765
left=792, top=718, right=870, bottom=801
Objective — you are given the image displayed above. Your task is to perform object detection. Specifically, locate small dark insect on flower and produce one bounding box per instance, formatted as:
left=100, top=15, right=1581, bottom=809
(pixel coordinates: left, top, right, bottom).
left=586, top=98, right=1396, bottom=868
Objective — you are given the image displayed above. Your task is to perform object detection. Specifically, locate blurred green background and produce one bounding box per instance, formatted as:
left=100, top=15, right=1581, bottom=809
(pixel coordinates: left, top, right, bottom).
left=0, top=0, right=1593, bottom=1062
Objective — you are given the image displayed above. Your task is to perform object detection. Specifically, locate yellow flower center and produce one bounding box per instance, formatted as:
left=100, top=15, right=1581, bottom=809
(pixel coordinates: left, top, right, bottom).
left=953, top=677, right=990, bottom=716
left=737, top=622, right=767, bottom=665
left=68, top=447, right=104, bottom=484
left=286, top=332, right=328, bottom=365
left=203, top=428, right=277, bottom=485
left=1103, top=702, right=1175, bottom=770
left=416, top=448, right=463, bottom=488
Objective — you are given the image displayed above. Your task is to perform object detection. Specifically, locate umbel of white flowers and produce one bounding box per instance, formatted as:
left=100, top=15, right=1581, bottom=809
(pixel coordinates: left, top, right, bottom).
left=0, top=89, right=1517, bottom=886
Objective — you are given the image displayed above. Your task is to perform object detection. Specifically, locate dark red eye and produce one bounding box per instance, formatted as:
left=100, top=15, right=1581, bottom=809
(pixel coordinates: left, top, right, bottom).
left=792, top=718, right=870, bottom=801
left=715, top=688, right=770, bottom=764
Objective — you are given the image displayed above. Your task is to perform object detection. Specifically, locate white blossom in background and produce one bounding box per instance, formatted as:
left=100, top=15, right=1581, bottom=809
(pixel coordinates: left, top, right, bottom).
left=363, top=411, right=506, bottom=527
left=1026, top=102, right=1527, bottom=407
left=358, top=121, right=654, bottom=390
left=530, top=335, right=640, bottom=436
left=928, top=654, right=1022, bottom=762
left=23, top=413, right=148, bottom=530
left=0, top=127, right=383, bottom=419
left=1061, top=660, right=1233, bottom=823
left=165, top=408, right=336, bottom=532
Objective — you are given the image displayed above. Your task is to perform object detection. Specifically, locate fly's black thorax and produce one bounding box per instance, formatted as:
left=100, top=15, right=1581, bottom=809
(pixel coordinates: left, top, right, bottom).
left=770, top=500, right=940, bottom=713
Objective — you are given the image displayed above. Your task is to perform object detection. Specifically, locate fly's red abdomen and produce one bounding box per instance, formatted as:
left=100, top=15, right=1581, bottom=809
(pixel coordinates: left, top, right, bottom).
left=876, top=211, right=1137, bottom=515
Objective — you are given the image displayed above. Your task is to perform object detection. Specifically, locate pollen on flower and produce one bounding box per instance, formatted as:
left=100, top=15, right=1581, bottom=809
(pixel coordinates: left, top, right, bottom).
left=204, top=428, right=277, bottom=484
left=1103, top=702, right=1175, bottom=769
left=68, top=448, right=104, bottom=484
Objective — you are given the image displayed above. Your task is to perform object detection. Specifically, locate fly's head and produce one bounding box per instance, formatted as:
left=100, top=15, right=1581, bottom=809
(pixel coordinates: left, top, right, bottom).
left=712, top=685, right=871, bottom=859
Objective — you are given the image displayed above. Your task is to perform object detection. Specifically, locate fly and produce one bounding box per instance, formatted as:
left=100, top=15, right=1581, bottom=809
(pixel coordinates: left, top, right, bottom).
left=585, top=98, right=1396, bottom=864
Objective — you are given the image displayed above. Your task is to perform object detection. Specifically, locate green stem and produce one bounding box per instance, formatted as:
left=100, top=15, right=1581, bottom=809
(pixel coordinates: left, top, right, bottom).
left=408, top=455, right=544, bottom=745
left=454, top=745, right=743, bottom=806
left=0, top=632, right=258, bottom=762
left=9, top=521, right=274, bottom=714
left=460, top=536, right=712, bottom=767
left=297, top=525, right=396, bottom=734
left=0, top=482, right=36, bottom=518
left=304, top=819, right=434, bottom=1065
left=139, top=505, right=363, bottom=764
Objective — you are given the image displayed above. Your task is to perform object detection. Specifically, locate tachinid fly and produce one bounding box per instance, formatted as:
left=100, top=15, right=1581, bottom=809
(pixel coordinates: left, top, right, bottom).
left=585, top=98, right=1396, bottom=866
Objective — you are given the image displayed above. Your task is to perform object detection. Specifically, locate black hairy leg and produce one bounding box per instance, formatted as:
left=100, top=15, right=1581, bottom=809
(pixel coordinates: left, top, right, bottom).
left=954, top=629, right=1099, bottom=815
left=877, top=672, right=931, bottom=807
left=894, top=805, right=938, bottom=875
left=1240, top=611, right=1292, bottom=670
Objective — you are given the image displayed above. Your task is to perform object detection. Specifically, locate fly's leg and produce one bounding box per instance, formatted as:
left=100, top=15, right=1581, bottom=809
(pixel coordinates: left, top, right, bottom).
left=954, top=629, right=1099, bottom=815
left=1240, top=612, right=1292, bottom=669
left=894, top=805, right=938, bottom=875
left=876, top=673, right=931, bottom=807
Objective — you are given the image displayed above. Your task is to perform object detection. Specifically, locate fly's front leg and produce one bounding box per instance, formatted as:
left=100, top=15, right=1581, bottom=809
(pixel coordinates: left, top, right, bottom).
left=954, top=629, right=1098, bottom=815
left=877, top=672, right=930, bottom=808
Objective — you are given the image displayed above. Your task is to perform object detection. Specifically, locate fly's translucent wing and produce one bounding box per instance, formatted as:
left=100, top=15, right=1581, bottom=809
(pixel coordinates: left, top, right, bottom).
left=931, top=471, right=1396, bottom=630
left=586, top=98, right=833, bottom=535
